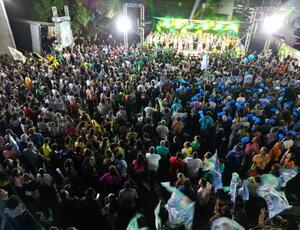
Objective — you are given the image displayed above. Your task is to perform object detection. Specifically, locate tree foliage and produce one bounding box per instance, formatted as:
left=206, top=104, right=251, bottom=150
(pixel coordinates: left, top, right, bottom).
left=32, top=0, right=66, bottom=22
left=31, top=0, right=121, bottom=34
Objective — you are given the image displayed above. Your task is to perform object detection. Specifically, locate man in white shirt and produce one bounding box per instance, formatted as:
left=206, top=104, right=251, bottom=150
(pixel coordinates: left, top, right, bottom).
left=146, top=146, right=161, bottom=189
left=144, top=103, right=155, bottom=118
left=156, top=120, right=169, bottom=140
left=146, top=147, right=161, bottom=172
left=184, top=152, right=203, bottom=179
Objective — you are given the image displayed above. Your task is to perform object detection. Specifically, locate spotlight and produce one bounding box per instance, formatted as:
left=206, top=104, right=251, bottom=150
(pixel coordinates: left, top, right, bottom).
left=116, top=15, right=131, bottom=33
left=263, top=14, right=284, bottom=34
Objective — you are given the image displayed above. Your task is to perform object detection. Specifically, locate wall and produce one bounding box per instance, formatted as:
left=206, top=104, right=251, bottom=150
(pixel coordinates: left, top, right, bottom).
left=0, top=0, right=16, bottom=55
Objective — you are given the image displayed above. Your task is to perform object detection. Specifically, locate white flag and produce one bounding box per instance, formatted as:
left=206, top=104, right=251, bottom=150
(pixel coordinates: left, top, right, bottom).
left=8, top=46, right=26, bottom=63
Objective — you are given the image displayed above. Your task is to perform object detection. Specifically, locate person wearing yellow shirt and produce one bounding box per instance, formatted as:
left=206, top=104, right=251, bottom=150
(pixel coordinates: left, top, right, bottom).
left=64, top=136, right=74, bottom=152
left=24, top=76, right=32, bottom=89
left=252, top=147, right=270, bottom=173
left=181, top=141, right=193, bottom=158
left=42, top=137, right=52, bottom=161
left=75, top=136, right=86, bottom=152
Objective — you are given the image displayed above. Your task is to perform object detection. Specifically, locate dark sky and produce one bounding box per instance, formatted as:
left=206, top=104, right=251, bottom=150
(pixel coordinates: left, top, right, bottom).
left=5, top=0, right=196, bottom=21
left=122, top=0, right=196, bottom=19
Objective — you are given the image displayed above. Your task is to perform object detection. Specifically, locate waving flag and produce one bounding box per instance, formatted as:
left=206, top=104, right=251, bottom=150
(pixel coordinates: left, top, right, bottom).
left=278, top=167, right=298, bottom=188
left=126, top=213, right=143, bottom=230
left=8, top=134, right=20, bottom=154
left=241, top=180, right=249, bottom=202
left=154, top=201, right=162, bottom=230
left=203, top=153, right=217, bottom=172
left=261, top=174, right=279, bottom=188
left=161, top=183, right=195, bottom=230
left=161, top=182, right=176, bottom=193
left=8, top=46, right=26, bottom=63
left=213, top=170, right=223, bottom=193
left=229, top=173, right=240, bottom=204
left=211, top=217, right=245, bottom=230
left=213, top=152, right=223, bottom=193
left=257, top=185, right=291, bottom=218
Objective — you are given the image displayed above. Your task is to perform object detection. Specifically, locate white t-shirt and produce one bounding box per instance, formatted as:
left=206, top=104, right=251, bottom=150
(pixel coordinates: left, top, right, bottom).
left=144, top=106, right=155, bottom=118
left=146, top=153, right=161, bottom=171
left=237, top=97, right=246, bottom=103
left=184, top=157, right=203, bottom=179
left=156, top=125, right=169, bottom=140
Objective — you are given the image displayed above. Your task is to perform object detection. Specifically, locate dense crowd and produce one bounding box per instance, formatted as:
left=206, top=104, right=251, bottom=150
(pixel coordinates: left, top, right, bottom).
left=0, top=37, right=300, bottom=230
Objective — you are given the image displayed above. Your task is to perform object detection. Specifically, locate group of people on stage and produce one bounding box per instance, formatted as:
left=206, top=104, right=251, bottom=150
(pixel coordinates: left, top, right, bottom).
left=146, top=31, right=242, bottom=54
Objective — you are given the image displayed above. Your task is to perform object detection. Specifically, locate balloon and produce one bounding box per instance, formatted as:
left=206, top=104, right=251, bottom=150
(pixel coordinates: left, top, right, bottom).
left=266, top=119, right=275, bottom=125
left=241, top=137, right=250, bottom=143
left=251, top=116, right=257, bottom=121
left=278, top=134, right=285, bottom=141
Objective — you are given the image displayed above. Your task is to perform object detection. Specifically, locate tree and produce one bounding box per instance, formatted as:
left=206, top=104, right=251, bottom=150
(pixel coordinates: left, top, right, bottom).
left=31, top=0, right=121, bottom=35
left=69, top=0, right=94, bottom=34
left=31, top=0, right=66, bottom=22
left=107, top=0, right=121, bottom=18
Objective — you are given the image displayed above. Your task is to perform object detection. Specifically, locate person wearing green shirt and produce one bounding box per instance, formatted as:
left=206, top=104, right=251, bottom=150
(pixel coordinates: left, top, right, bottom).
left=156, top=140, right=169, bottom=164
left=191, top=135, right=201, bottom=152
left=136, top=60, right=144, bottom=73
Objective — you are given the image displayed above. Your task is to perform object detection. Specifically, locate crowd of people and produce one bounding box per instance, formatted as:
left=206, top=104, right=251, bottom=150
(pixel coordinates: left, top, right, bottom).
left=146, top=31, right=243, bottom=55
left=0, top=35, right=299, bottom=230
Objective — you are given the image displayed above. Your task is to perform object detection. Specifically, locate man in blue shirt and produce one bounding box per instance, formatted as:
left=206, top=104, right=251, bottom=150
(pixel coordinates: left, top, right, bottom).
left=226, top=145, right=244, bottom=173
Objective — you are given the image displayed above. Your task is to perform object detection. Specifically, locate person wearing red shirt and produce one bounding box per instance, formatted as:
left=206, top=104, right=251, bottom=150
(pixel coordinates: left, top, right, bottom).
left=132, top=153, right=147, bottom=184
left=22, top=103, right=33, bottom=118
left=169, top=152, right=185, bottom=176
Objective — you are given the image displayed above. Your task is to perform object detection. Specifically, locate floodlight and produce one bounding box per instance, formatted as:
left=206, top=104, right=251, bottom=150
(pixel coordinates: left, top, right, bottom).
left=263, top=14, right=284, bottom=34
left=116, top=15, right=131, bottom=33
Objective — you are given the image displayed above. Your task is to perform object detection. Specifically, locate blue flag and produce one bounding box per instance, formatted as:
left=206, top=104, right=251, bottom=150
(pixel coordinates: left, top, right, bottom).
left=162, top=183, right=195, bottom=230
left=257, top=185, right=291, bottom=218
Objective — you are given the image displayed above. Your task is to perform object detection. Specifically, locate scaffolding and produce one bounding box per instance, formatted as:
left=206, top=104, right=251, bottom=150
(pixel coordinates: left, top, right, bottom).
left=123, top=3, right=145, bottom=45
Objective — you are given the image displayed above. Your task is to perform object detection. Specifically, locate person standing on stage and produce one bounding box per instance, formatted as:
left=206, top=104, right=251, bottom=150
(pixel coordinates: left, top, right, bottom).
left=189, top=35, right=194, bottom=52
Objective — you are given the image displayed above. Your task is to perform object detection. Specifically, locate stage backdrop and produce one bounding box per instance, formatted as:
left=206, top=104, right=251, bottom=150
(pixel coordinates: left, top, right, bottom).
left=155, top=17, right=239, bottom=34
